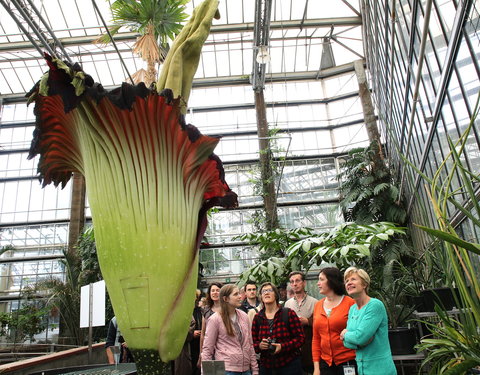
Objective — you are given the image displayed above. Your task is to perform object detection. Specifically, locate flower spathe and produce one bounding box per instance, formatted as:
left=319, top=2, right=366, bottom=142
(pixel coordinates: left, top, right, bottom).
left=27, top=54, right=237, bottom=367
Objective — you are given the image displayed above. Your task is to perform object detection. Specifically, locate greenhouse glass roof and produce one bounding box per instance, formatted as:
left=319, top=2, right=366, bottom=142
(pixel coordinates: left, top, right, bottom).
left=0, top=0, right=363, bottom=98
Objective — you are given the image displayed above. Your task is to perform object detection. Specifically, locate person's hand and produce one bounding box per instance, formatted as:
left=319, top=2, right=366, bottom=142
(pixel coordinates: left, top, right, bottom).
left=121, top=342, right=128, bottom=348
left=340, top=329, right=347, bottom=340
left=299, top=316, right=309, bottom=326
left=194, top=330, right=201, bottom=338
left=271, top=343, right=281, bottom=354
left=259, top=338, right=270, bottom=351
left=197, top=356, right=202, bottom=368
left=313, top=368, right=320, bottom=375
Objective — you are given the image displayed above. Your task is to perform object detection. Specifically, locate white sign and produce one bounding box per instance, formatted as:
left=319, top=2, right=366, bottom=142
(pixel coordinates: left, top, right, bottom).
left=80, top=280, right=106, bottom=328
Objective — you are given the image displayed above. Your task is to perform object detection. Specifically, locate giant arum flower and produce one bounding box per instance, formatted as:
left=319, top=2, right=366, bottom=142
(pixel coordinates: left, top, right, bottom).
left=27, top=0, right=235, bottom=373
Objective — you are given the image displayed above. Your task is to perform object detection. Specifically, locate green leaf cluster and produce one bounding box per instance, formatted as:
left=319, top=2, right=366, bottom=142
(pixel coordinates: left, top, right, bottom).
left=103, top=0, right=189, bottom=47
left=0, top=303, right=49, bottom=344
left=286, top=222, right=405, bottom=271
left=237, top=222, right=405, bottom=286
left=234, top=227, right=313, bottom=261
left=338, top=141, right=407, bottom=225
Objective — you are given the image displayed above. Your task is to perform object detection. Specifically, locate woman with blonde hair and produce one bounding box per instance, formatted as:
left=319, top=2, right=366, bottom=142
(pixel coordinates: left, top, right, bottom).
left=202, top=284, right=258, bottom=375
left=340, top=267, right=396, bottom=375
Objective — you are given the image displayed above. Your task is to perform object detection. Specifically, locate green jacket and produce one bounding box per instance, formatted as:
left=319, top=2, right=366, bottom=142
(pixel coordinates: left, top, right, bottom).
left=344, top=298, right=397, bottom=375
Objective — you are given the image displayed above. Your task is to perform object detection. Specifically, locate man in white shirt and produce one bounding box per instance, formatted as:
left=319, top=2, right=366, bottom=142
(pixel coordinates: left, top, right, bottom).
left=285, top=271, right=317, bottom=374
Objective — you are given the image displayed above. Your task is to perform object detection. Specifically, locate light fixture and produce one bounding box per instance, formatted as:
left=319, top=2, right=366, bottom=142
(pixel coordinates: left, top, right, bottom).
left=256, top=45, right=270, bottom=64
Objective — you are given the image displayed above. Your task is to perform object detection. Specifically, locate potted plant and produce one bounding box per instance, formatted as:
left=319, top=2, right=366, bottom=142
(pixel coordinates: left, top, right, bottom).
left=373, top=261, right=418, bottom=355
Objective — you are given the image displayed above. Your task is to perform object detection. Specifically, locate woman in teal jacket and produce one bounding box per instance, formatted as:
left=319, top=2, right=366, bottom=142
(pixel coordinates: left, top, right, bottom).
left=340, top=267, right=396, bottom=375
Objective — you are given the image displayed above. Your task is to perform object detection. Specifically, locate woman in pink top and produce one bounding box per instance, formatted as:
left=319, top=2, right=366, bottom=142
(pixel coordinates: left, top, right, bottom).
left=202, top=284, right=259, bottom=375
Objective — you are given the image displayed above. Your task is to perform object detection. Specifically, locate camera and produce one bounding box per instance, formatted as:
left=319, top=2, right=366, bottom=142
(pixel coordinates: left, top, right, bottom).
left=267, top=338, right=276, bottom=353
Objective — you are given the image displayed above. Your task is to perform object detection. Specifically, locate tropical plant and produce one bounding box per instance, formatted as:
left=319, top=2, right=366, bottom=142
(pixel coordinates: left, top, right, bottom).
left=412, top=93, right=480, bottom=374
left=76, top=226, right=116, bottom=340
left=237, top=222, right=405, bottom=286
left=286, top=222, right=406, bottom=271
left=235, top=227, right=313, bottom=261
left=77, top=226, right=102, bottom=285
left=235, top=227, right=312, bottom=286
left=96, top=0, right=190, bottom=86
left=238, top=256, right=288, bottom=287
left=338, top=140, right=407, bottom=225
left=373, top=263, right=416, bottom=329
left=36, top=249, right=85, bottom=346
left=0, top=301, right=49, bottom=345
left=27, top=1, right=233, bottom=373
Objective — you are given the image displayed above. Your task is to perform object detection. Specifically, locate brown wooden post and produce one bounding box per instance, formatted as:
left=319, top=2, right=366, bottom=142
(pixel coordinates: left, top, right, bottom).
left=254, top=90, right=278, bottom=230
left=354, top=59, right=385, bottom=164
left=68, top=173, right=86, bottom=254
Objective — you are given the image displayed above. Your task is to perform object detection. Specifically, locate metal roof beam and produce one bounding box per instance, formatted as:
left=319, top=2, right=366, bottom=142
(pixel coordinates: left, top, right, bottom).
left=0, top=62, right=356, bottom=103
left=0, top=17, right=361, bottom=52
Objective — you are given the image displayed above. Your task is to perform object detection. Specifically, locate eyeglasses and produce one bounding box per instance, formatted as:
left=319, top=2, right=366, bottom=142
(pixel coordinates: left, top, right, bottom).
left=261, top=288, right=274, bottom=295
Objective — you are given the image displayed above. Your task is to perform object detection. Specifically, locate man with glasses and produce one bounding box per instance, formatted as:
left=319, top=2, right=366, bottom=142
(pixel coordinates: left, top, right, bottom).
left=285, top=271, right=317, bottom=374
left=240, top=281, right=261, bottom=313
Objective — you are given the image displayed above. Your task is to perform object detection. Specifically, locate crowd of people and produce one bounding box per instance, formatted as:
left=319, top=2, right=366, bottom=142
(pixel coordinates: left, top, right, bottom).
left=106, top=267, right=397, bottom=375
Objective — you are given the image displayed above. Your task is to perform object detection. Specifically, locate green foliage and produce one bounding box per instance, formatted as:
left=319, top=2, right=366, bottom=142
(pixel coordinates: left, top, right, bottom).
left=235, top=227, right=313, bottom=261
left=0, top=302, right=48, bottom=344
left=77, top=226, right=102, bottom=285
left=76, top=226, right=115, bottom=332
left=236, top=227, right=312, bottom=286
left=373, top=262, right=416, bottom=328
left=286, top=222, right=406, bottom=271
left=101, top=0, right=189, bottom=47
left=414, top=93, right=480, bottom=374
left=237, top=257, right=288, bottom=287
left=338, top=141, right=407, bottom=225
left=237, top=223, right=405, bottom=286
left=34, top=226, right=113, bottom=345
left=36, top=249, right=85, bottom=345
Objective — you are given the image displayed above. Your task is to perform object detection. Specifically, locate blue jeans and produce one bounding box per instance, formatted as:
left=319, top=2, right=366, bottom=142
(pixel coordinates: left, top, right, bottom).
left=226, top=371, right=252, bottom=375
left=260, top=357, right=302, bottom=375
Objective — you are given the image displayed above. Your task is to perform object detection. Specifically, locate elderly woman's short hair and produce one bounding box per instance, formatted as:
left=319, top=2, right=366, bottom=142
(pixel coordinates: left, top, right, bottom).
left=344, top=266, right=371, bottom=291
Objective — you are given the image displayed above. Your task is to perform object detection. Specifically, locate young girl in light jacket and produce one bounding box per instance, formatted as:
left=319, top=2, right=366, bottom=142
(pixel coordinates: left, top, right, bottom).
left=202, top=284, right=259, bottom=375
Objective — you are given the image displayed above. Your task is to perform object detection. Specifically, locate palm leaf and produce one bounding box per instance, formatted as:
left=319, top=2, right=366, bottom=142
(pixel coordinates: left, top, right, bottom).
left=415, top=224, right=480, bottom=256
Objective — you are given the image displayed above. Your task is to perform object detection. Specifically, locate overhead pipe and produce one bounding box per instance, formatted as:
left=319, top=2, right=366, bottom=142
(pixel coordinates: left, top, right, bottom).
left=0, top=0, right=46, bottom=57
left=91, top=0, right=134, bottom=84
left=9, top=0, right=57, bottom=57
left=24, top=0, right=73, bottom=64
left=397, top=0, right=433, bottom=202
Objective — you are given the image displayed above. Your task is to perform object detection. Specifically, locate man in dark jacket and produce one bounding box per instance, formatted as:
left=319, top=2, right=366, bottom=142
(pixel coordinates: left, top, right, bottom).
left=239, top=281, right=260, bottom=313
